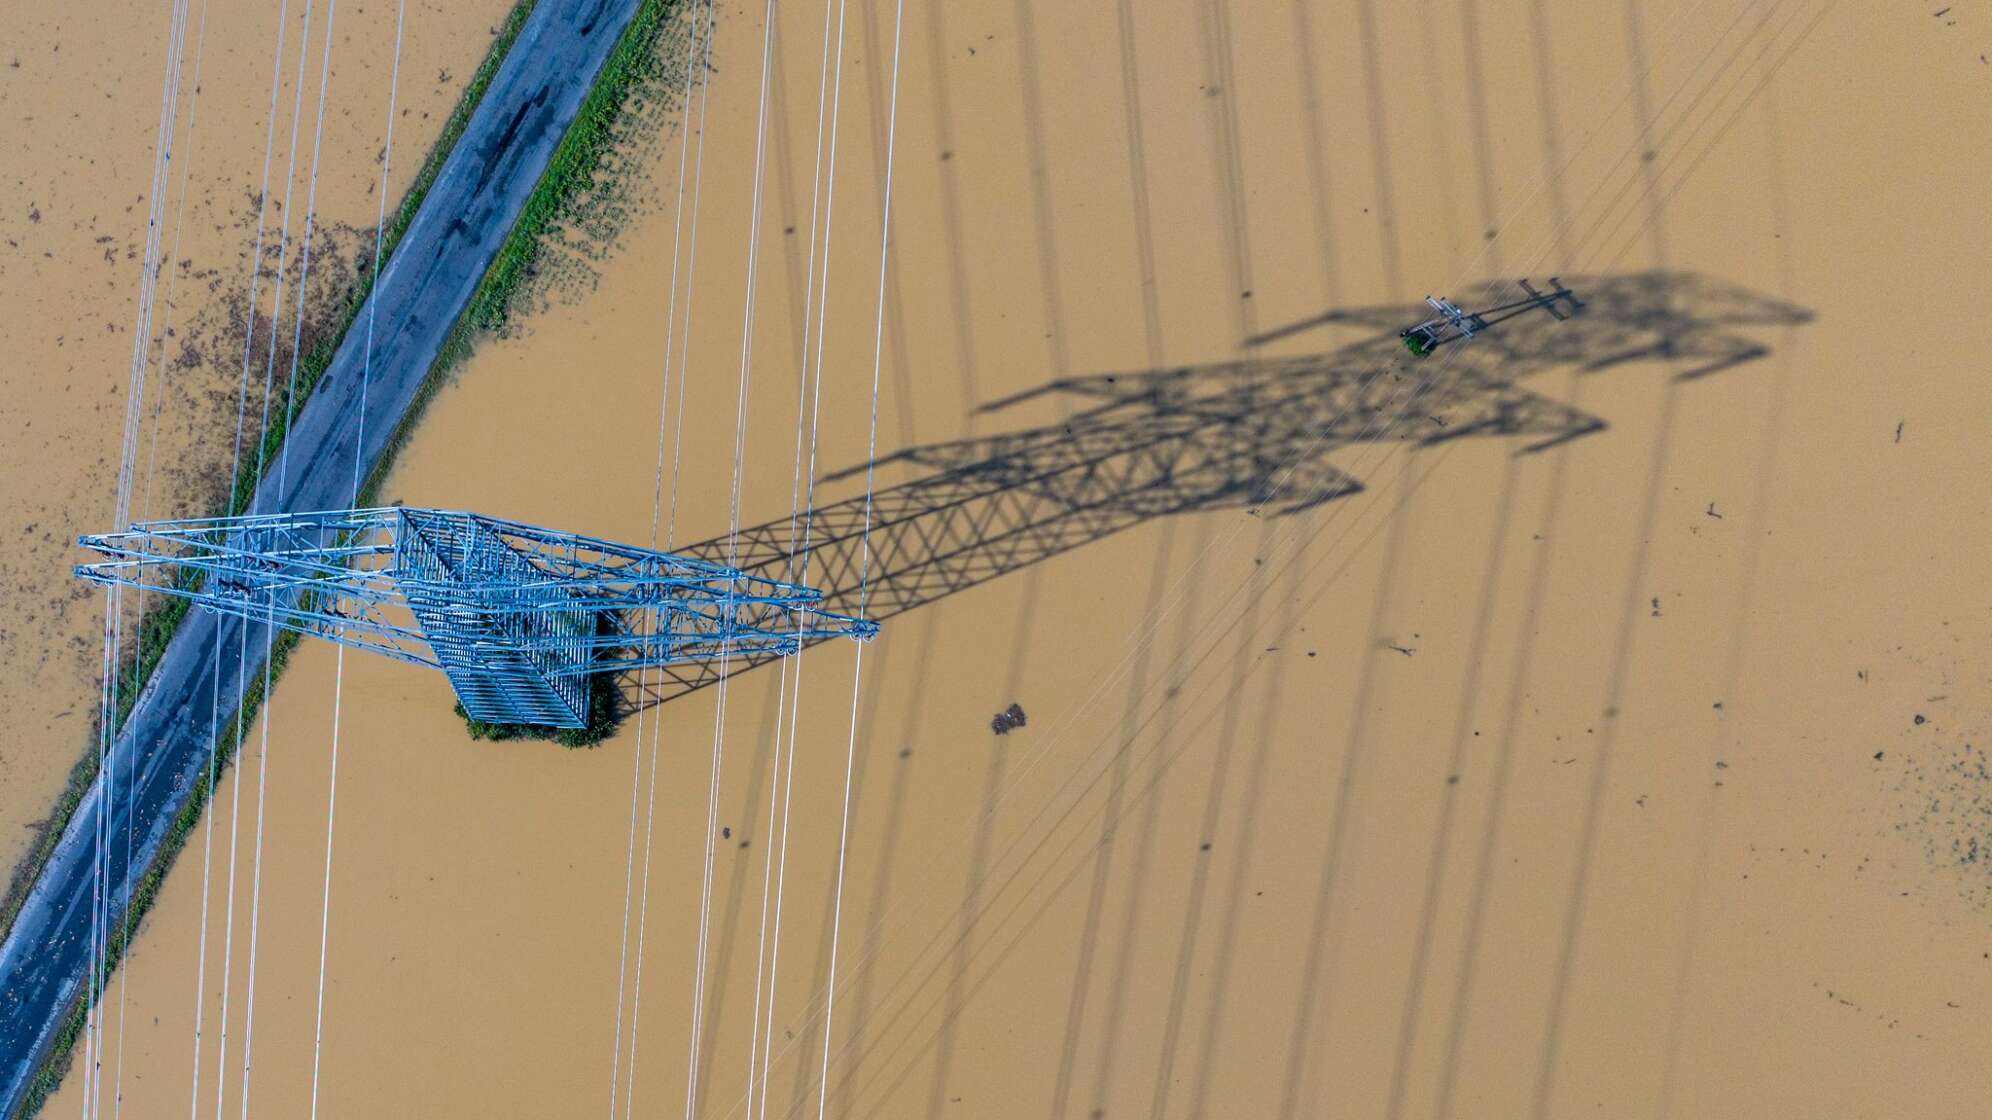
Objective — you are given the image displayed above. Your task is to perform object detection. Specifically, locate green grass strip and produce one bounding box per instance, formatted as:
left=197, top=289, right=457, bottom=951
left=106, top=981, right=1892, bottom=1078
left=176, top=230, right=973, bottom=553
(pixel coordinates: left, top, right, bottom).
left=461, top=0, right=678, bottom=335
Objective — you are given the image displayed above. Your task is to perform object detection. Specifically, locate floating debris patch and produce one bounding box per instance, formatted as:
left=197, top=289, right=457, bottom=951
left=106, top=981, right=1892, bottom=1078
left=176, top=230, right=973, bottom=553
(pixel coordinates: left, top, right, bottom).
left=1888, top=737, right=1992, bottom=908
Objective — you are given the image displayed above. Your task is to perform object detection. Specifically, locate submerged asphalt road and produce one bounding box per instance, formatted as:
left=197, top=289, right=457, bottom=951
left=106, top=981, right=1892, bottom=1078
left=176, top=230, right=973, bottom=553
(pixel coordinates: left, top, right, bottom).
left=0, top=0, right=642, bottom=1111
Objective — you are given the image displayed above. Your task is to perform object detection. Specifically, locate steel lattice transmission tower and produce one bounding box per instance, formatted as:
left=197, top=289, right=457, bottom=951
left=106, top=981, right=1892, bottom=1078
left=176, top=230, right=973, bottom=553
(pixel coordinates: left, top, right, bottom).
left=74, top=507, right=878, bottom=727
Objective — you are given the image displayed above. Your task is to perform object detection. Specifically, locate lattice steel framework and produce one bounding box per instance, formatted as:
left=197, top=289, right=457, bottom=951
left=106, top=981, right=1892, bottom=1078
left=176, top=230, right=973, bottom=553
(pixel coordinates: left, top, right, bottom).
left=73, top=507, right=878, bottom=727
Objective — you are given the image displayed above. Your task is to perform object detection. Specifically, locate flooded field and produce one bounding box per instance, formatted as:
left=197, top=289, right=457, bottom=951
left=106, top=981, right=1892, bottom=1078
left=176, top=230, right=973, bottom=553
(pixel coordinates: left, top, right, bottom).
left=19, top=0, right=1992, bottom=1117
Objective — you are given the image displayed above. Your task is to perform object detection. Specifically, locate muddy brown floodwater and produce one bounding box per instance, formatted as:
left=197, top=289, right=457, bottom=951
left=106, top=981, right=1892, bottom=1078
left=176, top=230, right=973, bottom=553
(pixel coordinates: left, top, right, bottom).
left=20, top=1, right=1992, bottom=1118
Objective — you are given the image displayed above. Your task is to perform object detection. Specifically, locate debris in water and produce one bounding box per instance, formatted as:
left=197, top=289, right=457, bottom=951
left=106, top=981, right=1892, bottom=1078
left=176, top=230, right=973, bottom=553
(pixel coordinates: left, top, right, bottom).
left=991, top=702, right=1027, bottom=736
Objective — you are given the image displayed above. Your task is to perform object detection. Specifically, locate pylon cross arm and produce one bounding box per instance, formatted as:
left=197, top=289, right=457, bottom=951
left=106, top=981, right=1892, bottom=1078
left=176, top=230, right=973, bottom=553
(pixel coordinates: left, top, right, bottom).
left=74, top=506, right=878, bottom=728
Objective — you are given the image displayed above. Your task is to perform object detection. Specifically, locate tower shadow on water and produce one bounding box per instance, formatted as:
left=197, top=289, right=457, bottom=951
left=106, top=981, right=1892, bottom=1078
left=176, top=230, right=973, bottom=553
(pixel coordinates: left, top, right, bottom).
left=619, top=270, right=1811, bottom=715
